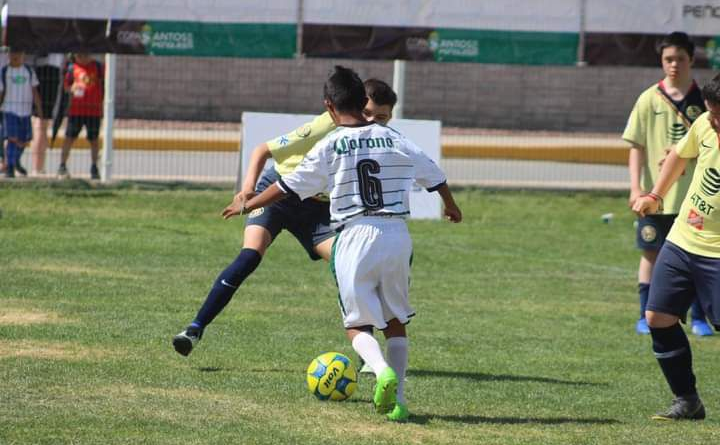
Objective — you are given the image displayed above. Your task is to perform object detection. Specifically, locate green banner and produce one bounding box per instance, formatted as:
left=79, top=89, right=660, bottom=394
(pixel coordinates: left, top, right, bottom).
left=142, top=22, right=296, bottom=58
left=428, top=29, right=578, bottom=65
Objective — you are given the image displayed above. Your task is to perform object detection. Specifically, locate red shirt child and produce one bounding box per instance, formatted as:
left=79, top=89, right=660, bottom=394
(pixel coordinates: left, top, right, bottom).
left=65, top=55, right=103, bottom=116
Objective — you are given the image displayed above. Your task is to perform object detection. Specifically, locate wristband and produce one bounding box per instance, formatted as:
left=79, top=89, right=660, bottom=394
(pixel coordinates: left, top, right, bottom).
left=645, top=192, right=664, bottom=211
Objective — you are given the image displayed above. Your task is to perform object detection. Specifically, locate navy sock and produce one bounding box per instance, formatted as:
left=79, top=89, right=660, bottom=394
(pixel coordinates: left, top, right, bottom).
left=192, top=248, right=263, bottom=329
left=689, top=300, right=706, bottom=321
left=638, top=283, right=650, bottom=319
left=6, top=141, right=18, bottom=173
left=650, top=323, right=696, bottom=397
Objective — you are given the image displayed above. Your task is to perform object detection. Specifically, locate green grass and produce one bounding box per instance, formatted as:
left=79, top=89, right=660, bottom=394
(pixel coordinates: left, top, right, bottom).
left=1, top=181, right=719, bottom=444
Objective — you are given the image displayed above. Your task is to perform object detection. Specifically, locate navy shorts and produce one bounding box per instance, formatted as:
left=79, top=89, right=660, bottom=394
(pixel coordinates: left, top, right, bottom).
left=3, top=113, right=32, bottom=143
left=636, top=214, right=676, bottom=250
left=648, top=241, right=720, bottom=330
left=246, top=167, right=333, bottom=260
left=66, top=115, right=101, bottom=140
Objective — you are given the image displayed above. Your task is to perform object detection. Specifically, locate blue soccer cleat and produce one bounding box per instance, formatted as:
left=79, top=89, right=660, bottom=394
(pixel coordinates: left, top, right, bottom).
left=636, top=318, right=650, bottom=335
left=691, top=319, right=714, bottom=337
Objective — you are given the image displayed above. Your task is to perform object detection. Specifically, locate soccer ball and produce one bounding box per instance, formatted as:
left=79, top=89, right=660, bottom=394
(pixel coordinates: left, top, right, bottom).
left=306, top=352, right=357, bottom=401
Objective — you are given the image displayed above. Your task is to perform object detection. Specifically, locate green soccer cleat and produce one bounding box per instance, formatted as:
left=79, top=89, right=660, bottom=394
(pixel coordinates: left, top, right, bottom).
left=651, top=396, right=706, bottom=421
left=387, top=402, right=410, bottom=422
left=373, top=367, right=398, bottom=414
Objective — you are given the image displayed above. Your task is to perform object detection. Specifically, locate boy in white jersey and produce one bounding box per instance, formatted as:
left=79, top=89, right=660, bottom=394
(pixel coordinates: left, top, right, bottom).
left=225, top=66, right=462, bottom=421
left=633, top=73, right=720, bottom=421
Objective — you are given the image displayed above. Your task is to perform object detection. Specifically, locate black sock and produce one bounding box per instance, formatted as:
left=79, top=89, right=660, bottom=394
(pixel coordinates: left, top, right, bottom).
left=650, top=323, right=697, bottom=398
left=638, top=283, right=650, bottom=319
left=192, top=248, right=262, bottom=329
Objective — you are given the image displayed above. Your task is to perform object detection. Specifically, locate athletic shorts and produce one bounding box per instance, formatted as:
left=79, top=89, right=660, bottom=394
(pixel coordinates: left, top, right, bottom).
left=3, top=113, right=32, bottom=143
left=246, top=166, right=333, bottom=260
left=636, top=214, right=676, bottom=250
left=33, top=65, right=61, bottom=118
left=331, top=217, right=414, bottom=329
left=66, top=115, right=101, bottom=140
left=647, top=241, right=720, bottom=330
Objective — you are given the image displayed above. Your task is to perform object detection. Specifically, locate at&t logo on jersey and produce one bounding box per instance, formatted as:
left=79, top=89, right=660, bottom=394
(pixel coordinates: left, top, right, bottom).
left=700, top=168, right=720, bottom=196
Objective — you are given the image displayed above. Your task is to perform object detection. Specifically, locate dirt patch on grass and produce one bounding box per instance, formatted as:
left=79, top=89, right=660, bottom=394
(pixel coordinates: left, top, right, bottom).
left=19, top=262, right=138, bottom=280
left=0, top=308, right=70, bottom=326
left=0, top=340, right=111, bottom=361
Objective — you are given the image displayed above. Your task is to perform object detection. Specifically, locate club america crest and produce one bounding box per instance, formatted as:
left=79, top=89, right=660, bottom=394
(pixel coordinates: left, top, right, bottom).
left=641, top=225, right=657, bottom=242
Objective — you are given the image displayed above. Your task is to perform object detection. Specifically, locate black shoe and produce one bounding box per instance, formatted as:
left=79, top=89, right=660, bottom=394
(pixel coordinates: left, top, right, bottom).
left=57, top=164, right=70, bottom=179
left=14, top=162, right=27, bottom=176
left=172, top=325, right=203, bottom=356
left=90, top=164, right=100, bottom=180
left=651, top=396, right=706, bottom=421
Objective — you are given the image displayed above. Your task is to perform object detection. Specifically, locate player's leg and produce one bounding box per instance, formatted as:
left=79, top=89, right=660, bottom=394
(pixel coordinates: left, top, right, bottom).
left=14, top=116, right=33, bottom=176
left=30, top=116, right=49, bottom=175
left=690, top=300, right=713, bottom=336
left=636, top=215, right=665, bottom=334
left=173, top=223, right=274, bottom=356
left=173, top=169, right=286, bottom=356
left=376, top=223, right=413, bottom=422
left=59, top=116, right=81, bottom=177
left=4, top=114, right=24, bottom=178
left=333, top=223, right=398, bottom=414
left=86, top=117, right=101, bottom=179
left=646, top=242, right=704, bottom=421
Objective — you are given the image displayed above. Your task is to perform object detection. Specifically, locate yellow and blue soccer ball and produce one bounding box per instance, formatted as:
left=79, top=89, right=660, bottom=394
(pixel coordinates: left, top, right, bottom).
left=306, top=352, right=357, bottom=401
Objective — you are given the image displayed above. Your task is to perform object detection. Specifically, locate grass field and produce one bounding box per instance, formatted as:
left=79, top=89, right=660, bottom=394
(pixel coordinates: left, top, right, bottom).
left=1, top=181, right=719, bottom=444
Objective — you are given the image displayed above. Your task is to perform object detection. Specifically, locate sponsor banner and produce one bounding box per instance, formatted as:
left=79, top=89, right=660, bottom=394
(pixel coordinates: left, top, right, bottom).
left=8, top=17, right=296, bottom=58
left=303, top=25, right=578, bottom=65
left=585, top=33, right=719, bottom=67
left=10, top=0, right=297, bottom=23
left=303, top=0, right=581, bottom=32
left=241, top=112, right=442, bottom=220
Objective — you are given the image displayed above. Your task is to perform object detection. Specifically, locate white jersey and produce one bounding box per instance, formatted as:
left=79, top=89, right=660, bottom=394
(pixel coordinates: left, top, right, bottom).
left=0, top=65, right=39, bottom=116
left=279, top=122, right=446, bottom=227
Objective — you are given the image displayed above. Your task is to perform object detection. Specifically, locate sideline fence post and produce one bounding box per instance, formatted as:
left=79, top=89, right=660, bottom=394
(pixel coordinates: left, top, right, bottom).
left=392, top=59, right=406, bottom=119
left=101, top=52, right=116, bottom=182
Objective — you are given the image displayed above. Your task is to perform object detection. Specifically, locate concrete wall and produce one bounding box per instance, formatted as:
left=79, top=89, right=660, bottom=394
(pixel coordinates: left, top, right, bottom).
left=114, top=55, right=717, bottom=133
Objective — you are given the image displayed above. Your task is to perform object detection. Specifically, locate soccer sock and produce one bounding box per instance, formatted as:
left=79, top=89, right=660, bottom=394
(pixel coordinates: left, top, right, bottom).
left=650, top=323, right=697, bottom=397
left=689, top=300, right=705, bottom=321
left=6, top=141, right=18, bottom=173
left=386, top=336, right=408, bottom=404
left=351, top=332, right=389, bottom=377
left=638, top=283, right=650, bottom=319
left=192, top=248, right=262, bottom=329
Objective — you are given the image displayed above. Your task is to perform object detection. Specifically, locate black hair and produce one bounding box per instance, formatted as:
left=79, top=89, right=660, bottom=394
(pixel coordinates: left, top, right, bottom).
left=657, top=32, right=695, bottom=59
left=323, top=65, right=367, bottom=113
left=364, top=78, right=397, bottom=107
left=702, top=73, right=720, bottom=105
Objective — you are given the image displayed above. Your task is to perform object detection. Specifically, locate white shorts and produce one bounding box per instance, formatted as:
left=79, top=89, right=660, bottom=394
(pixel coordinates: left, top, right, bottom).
left=332, top=217, right=414, bottom=329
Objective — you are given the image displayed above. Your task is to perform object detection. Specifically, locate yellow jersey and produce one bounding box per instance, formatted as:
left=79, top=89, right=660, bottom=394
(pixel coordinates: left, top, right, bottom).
left=266, top=112, right=336, bottom=176
left=622, top=81, right=704, bottom=214
left=667, top=112, right=720, bottom=258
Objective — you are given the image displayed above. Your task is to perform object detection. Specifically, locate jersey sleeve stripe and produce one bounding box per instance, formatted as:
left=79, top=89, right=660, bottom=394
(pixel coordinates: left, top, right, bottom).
left=426, top=181, right=446, bottom=193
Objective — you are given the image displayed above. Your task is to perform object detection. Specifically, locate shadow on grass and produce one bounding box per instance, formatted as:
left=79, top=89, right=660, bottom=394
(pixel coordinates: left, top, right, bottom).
left=409, top=413, right=620, bottom=425
left=408, top=369, right=606, bottom=387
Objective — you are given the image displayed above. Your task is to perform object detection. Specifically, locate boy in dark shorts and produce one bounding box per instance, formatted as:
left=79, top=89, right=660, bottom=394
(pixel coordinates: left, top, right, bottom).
left=623, top=32, right=712, bottom=336
left=58, top=53, right=103, bottom=180
left=172, top=79, right=398, bottom=356
left=633, top=73, right=720, bottom=421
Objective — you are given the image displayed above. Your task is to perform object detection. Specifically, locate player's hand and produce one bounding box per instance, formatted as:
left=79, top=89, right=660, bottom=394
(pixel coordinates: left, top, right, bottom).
left=632, top=196, right=660, bottom=218
left=444, top=204, right=462, bottom=223
left=221, top=191, right=253, bottom=220
left=628, top=188, right=643, bottom=208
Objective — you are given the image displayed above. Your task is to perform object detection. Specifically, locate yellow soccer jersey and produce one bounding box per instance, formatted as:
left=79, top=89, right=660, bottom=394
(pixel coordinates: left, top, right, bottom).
left=667, top=112, right=720, bottom=258
left=622, top=81, right=704, bottom=214
left=266, top=112, right=336, bottom=176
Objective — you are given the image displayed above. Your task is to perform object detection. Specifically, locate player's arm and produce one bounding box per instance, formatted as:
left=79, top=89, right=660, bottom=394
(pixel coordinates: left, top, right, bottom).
left=32, top=86, right=43, bottom=119
left=632, top=148, right=688, bottom=217
left=223, top=182, right=286, bottom=219
left=627, top=142, right=644, bottom=208
left=229, top=142, right=272, bottom=210
left=435, top=183, right=462, bottom=223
